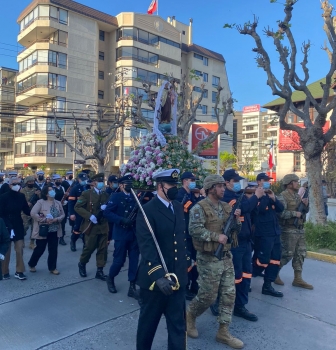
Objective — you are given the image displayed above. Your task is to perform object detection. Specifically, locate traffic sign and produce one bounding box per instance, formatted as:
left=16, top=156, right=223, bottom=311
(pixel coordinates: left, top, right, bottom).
left=74, top=160, right=86, bottom=165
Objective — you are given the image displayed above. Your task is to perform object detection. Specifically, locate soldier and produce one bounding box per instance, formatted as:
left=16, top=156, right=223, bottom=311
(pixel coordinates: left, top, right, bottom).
left=34, top=171, right=47, bottom=190
left=21, top=176, right=40, bottom=249
left=52, top=174, right=68, bottom=246
left=61, top=171, right=74, bottom=192
left=135, top=169, right=188, bottom=350
left=176, top=171, right=200, bottom=300
left=75, top=173, right=109, bottom=280
left=275, top=174, right=313, bottom=289
left=252, top=173, right=284, bottom=297
left=187, top=174, right=244, bottom=349
left=222, top=169, right=264, bottom=322
left=104, top=175, right=140, bottom=299
left=68, top=172, right=89, bottom=252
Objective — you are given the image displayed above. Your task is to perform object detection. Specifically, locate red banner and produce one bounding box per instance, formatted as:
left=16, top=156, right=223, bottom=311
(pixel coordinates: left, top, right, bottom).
left=243, top=104, right=260, bottom=113
left=278, top=121, right=330, bottom=152
left=191, top=123, right=218, bottom=159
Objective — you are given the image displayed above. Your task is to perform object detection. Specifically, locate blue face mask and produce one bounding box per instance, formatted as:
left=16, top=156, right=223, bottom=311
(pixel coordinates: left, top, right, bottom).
left=79, top=180, right=87, bottom=186
left=233, top=183, right=241, bottom=192
left=48, top=190, right=56, bottom=198
left=263, top=182, right=271, bottom=190
left=96, top=182, right=104, bottom=190
left=188, top=182, right=196, bottom=190
left=112, top=183, right=118, bottom=189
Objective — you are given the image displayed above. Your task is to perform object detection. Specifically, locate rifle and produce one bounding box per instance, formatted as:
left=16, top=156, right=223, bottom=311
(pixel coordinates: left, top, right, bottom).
left=214, top=189, right=245, bottom=260
left=294, top=188, right=309, bottom=228
left=61, top=181, right=76, bottom=205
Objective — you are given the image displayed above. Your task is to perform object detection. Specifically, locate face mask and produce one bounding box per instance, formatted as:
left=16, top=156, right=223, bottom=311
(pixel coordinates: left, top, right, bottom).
left=263, top=182, right=271, bottom=190
left=163, top=185, right=178, bottom=201
left=38, top=175, right=44, bottom=181
left=96, top=182, right=104, bottom=190
left=69, top=175, right=73, bottom=180
left=48, top=190, right=56, bottom=198
left=55, top=181, right=62, bottom=186
left=124, top=184, right=132, bottom=193
left=112, top=183, right=118, bottom=189
left=11, top=184, right=21, bottom=192
left=233, top=183, right=241, bottom=192
left=27, top=184, right=34, bottom=188
left=188, top=182, right=196, bottom=190
left=79, top=180, right=87, bottom=186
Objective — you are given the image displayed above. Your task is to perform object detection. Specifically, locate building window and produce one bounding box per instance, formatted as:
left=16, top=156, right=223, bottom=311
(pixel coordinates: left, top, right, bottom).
left=194, top=53, right=203, bottom=60
left=203, top=89, right=208, bottom=98
left=16, top=73, right=66, bottom=94
left=203, top=57, right=208, bottom=66
left=182, top=30, right=186, bottom=35
left=294, top=152, right=301, bottom=172
left=114, top=146, right=120, bottom=160
left=15, top=141, right=64, bottom=157
left=212, top=76, right=220, bottom=87
left=194, top=70, right=202, bottom=77
left=98, top=90, right=104, bottom=99
left=18, top=50, right=67, bottom=72
left=203, top=73, right=208, bottom=82
left=202, top=105, right=207, bottom=115
left=212, top=91, right=217, bottom=103
left=116, top=47, right=158, bottom=66
left=246, top=125, right=255, bottom=131
left=99, top=51, right=105, bottom=60
left=99, top=30, right=105, bottom=41
left=99, top=71, right=104, bottom=80
left=59, top=9, right=68, bottom=25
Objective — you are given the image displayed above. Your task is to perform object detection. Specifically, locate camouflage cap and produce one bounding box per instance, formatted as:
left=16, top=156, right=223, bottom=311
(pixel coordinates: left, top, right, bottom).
left=203, top=174, right=225, bottom=190
left=24, top=176, right=35, bottom=183
left=283, top=174, right=300, bottom=185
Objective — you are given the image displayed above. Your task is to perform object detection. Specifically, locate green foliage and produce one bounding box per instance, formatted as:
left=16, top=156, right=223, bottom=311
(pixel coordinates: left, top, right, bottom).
left=189, top=69, right=201, bottom=81
left=271, top=180, right=284, bottom=195
left=305, top=222, right=336, bottom=251
left=223, top=23, right=236, bottom=29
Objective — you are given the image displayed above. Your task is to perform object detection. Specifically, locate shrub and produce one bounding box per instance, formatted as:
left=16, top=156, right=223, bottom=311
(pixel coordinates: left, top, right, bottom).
left=304, top=222, right=336, bottom=250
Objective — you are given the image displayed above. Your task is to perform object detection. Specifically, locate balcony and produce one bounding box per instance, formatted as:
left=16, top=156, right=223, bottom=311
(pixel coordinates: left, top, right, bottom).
left=18, top=39, right=67, bottom=60
left=16, top=85, right=64, bottom=105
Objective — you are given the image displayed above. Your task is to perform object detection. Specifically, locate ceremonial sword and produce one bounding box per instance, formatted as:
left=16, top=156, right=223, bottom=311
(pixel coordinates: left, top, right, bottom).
left=130, top=188, right=180, bottom=291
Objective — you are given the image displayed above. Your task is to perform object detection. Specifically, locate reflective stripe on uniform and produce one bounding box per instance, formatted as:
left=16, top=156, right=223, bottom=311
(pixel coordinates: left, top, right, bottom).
left=270, top=259, right=280, bottom=265
left=256, top=259, right=268, bottom=268
left=235, top=278, right=243, bottom=284
left=242, top=272, right=252, bottom=278
left=184, top=200, right=193, bottom=213
left=68, top=196, right=77, bottom=200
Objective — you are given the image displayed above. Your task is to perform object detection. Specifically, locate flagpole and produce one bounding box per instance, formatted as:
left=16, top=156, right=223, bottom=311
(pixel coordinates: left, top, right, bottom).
left=157, top=0, right=159, bottom=16
left=270, top=139, right=273, bottom=179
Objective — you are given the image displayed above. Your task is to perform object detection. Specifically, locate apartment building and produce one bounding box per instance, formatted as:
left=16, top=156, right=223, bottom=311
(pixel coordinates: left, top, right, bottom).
left=14, top=0, right=231, bottom=173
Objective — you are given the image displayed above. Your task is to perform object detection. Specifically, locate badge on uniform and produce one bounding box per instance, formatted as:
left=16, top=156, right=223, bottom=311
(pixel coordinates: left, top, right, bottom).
left=194, top=209, right=200, bottom=219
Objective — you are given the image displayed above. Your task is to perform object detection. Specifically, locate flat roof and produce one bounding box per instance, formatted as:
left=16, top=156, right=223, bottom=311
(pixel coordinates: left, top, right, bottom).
left=181, top=43, right=225, bottom=63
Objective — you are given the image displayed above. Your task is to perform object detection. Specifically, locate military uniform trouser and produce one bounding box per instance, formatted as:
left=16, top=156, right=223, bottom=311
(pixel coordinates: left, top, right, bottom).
left=280, top=229, right=306, bottom=271
left=188, top=251, right=235, bottom=325
left=79, top=232, right=108, bottom=268
left=253, top=235, right=281, bottom=282
left=231, top=239, right=252, bottom=307
left=22, top=214, right=33, bottom=238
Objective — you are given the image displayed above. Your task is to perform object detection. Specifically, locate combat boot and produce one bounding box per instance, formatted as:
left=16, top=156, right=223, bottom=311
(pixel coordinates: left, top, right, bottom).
left=186, top=311, right=198, bottom=338
left=274, top=273, right=284, bottom=286
left=59, top=236, right=66, bottom=246
left=292, top=270, right=313, bottom=290
left=128, top=282, right=140, bottom=300
left=106, top=276, right=117, bottom=293
left=234, top=305, right=258, bottom=322
left=29, top=239, right=36, bottom=250
left=216, top=324, right=244, bottom=349
left=70, top=239, right=76, bottom=252
left=78, top=262, right=87, bottom=277
left=262, top=280, right=283, bottom=297
left=95, top=267, right=107, bottom=281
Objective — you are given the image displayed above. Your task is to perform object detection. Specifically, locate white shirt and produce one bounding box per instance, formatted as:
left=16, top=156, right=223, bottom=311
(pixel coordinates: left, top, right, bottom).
left=157, top=194, right=174, bottom=212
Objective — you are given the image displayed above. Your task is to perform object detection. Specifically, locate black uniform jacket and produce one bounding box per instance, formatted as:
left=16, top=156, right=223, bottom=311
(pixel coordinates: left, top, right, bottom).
left=136, top=196, right=188, bottom=291
left=0, top=217, right=10, bottom=256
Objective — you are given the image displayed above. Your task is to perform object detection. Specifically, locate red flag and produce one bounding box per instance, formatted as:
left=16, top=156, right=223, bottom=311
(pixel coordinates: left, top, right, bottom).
left=147, top=0, right=157, bottom=15
left=268, top=139, right=274, bottom=170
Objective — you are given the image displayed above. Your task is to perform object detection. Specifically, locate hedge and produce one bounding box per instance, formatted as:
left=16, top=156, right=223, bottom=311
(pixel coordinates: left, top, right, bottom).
left=304, top=222, right=336, bottom=251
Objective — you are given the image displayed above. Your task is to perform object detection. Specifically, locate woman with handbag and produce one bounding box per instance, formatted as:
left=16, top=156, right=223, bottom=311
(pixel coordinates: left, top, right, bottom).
left=28, top=186, right=65, bottom=275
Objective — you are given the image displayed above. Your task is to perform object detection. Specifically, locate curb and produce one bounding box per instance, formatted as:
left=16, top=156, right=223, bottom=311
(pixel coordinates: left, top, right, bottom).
left=307, top=251, right=336, bottom=264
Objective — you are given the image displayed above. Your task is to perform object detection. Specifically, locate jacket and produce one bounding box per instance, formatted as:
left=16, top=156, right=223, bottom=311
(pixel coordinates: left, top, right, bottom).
left=223, top=189, right=259, bottom=241
left=0, top=218, right=10, bottom=256
left=253, top=194, right=284, bottom=236
left=30, top=199, right=65, bottom=239
left=136, top=196, right=188, bottom=291
left=0, top=190, right=30, bottom=241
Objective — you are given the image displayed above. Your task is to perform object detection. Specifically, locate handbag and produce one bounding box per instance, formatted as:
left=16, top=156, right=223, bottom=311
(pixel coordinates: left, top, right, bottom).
left=39, top=222, right=49, bottom=237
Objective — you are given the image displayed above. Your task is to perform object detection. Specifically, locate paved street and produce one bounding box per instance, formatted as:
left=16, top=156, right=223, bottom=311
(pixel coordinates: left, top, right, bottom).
left=1, top=227, right=336, bottom=350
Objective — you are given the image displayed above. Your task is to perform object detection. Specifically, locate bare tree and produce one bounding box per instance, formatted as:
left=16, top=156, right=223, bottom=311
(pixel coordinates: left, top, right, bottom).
left=235, top=0, right=336, bottom=224
left=54, top=101, right=129, bottom=174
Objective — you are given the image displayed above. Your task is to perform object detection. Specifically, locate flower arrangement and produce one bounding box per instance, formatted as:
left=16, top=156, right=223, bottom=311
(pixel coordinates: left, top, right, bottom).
left=120, top=133, right=208, bottom=189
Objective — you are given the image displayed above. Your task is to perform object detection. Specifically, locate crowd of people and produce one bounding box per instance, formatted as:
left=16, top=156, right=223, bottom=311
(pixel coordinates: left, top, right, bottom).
left=0, top=167, right=314, bottom=350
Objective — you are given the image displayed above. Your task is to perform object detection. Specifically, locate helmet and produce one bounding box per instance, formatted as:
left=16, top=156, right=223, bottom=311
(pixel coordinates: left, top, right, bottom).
left=282, top=174, right=300, bottom=185
left=24, top=176, right=35, bottom=183
left=203, top=175, right=225, bottom=190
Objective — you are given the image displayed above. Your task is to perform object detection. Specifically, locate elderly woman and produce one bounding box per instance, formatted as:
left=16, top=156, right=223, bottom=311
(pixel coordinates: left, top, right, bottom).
left=28, top=185, right=65, bottom=275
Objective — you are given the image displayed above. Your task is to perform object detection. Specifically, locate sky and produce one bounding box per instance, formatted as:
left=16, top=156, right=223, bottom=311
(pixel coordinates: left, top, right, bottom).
left=0, top=0, right=332, bottom=111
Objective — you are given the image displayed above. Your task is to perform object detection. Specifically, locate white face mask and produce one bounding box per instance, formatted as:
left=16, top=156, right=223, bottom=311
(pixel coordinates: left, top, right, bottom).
left=11, top=184, right=21, bottom=192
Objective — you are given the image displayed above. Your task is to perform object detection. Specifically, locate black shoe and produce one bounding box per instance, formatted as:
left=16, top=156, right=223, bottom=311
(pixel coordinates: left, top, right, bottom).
left=78, top=262, right=87, bottom=277
left=186, top=289, right=197, bottom=301
left=262, top=281, right=283, bottom=298
left=95, top=268, right=107, bottom=281
left=14, top=272, right=27, bottom=280
left=70, top=240, right=76, bottom=252
left=59, top=237, right=66, bottom=246
left=128, top=282, right=140, bottom=300
left=234, top=306, right=258, bottom=322
left=106, top=276, right=117, bottom=293
left=3, top=273, right=10, bottom=280
left=210, top=300, right=219, bottom=316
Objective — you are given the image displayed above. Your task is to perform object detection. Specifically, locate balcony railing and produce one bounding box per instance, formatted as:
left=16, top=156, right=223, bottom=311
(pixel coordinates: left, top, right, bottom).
left=15, top=151, right=64, bottom=157
left=15, top=129, right=58, bottom=137
left=16, top=84, right=66, bottom=96
left=117, top=55, right=158, bottom=67
left=19, top=16, right=59, bottom=34
left=19, top=61, right=67, bottom=74
left=18, top=39, right=67, bottom=55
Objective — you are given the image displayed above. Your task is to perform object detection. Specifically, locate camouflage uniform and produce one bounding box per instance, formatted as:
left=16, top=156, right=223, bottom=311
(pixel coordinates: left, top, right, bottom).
left=278, top=189, right=306, bottom=271
left=20, top=186, right=36, bottom=236
left=188, top=197, right=235, bottom=325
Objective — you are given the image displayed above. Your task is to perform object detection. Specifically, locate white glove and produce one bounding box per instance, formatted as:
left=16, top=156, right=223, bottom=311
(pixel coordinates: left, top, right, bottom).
left=100, top=204, right=107, bottom=211
left=45, top=214, right=53, bottom=219
left=0, top=253, right=4, bottom=260
left=10, top=229, right=15, bottom=239
left=90, top=215, right=98, bottom=224
left=63, top=200, right=68, bottom=206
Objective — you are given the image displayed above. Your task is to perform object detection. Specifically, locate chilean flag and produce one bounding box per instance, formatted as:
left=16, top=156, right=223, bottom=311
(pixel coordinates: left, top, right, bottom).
left=147, top=0, right=157, bottom=15
left=268, top=139, right=274, bottom=170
